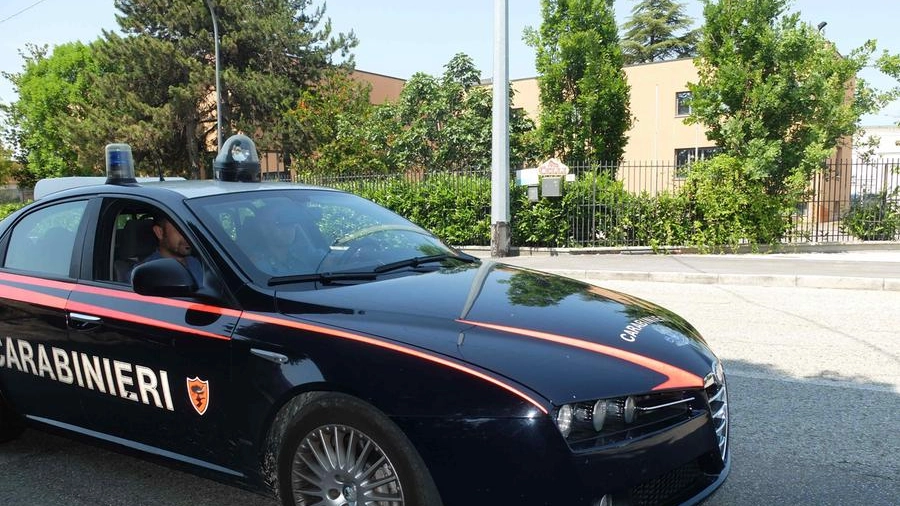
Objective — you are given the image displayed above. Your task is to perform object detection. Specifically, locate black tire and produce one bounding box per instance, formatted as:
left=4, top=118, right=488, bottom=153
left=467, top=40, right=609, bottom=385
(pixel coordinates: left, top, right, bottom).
left=0, top=392, right=25, bottom=443
left=276, top=392, right=442, bottom=506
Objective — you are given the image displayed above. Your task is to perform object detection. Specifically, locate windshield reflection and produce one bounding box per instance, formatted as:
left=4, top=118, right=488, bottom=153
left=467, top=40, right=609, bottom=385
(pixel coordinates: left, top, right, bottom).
left=189, top=189, right=463, bottom=284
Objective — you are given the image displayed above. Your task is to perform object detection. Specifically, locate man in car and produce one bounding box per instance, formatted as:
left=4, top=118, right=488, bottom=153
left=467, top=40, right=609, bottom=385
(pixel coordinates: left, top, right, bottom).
left=141, top=214, right=204, bottom=285
left=246, top=205, right=321, bottom=276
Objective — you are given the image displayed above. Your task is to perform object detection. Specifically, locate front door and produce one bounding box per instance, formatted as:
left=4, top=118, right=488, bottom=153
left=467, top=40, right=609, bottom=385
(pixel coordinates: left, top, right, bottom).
left=66, top=198, right=242, bottom=470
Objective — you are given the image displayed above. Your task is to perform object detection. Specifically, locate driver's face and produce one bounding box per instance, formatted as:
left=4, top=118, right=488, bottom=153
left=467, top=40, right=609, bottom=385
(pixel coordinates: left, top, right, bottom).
left=155, top=220, right=192, bottom=259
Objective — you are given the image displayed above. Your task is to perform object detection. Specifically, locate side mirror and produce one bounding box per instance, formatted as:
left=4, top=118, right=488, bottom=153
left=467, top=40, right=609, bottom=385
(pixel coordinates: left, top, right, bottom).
left=132, top=258, right=197, bottom=297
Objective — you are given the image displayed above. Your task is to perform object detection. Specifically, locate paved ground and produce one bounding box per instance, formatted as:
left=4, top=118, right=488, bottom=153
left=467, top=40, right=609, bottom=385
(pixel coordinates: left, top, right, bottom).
left=467, top=248, right=900, bottom=290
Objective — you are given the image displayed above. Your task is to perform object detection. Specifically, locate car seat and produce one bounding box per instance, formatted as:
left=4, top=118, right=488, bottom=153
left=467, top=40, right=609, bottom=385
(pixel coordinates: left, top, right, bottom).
left=114, top=218, right=157, bottom=282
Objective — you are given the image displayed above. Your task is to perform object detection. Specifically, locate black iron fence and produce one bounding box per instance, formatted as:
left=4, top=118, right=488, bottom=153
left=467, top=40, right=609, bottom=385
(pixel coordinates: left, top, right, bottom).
left=292, top=158, right=900, bottom=248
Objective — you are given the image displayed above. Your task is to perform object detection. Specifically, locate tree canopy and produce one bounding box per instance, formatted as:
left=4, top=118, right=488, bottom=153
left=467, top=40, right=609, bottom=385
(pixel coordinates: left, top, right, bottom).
left=296, top=53, right=539, bottom=175
left=688, top=0, right=898, bottom=197
left=525, top=0, right=632, bottom=163
left=620, top=0, right=699, bottom=64
left=5, top=0, right=356, bottom=182
left=1, top=42, right=99, bottom=183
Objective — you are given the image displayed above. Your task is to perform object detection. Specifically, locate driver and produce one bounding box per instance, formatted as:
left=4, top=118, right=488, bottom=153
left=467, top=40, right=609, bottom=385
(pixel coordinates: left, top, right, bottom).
left=141, top=215, right=204, bottom=285
left=249, top=204, right=320, bottom=275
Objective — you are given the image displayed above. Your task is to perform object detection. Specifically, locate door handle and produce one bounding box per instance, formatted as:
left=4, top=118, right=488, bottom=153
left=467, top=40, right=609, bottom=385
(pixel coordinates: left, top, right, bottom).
left=68, top=312, right=103, bottom=330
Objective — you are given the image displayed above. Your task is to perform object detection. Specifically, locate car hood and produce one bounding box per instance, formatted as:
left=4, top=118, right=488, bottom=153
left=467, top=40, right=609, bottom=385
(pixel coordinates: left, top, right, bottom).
left=274, top=261, right=718, bottom=404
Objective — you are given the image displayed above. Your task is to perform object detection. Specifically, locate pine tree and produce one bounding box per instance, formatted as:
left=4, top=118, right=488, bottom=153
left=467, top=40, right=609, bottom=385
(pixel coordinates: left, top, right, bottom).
left=73, top=0, right=356, bottom=178
left=621, top=0, right=699, bottom=65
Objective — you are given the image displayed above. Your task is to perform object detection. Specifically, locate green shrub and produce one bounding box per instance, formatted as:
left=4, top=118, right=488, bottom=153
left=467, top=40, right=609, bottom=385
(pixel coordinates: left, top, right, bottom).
left=512, top=185, right=570, bottom=247
left=358, top=173, right=492, bottom=246
left=840, top=191, right=900, bottom=241
left=681, top=155, right=793, bottom=251
left=620, top=191, right=692, bottom=250
left=0, top=202, right=28, bottom=221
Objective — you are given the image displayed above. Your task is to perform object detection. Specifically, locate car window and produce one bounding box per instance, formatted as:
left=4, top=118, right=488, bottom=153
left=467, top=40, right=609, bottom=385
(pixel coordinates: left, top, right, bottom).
left=4, top=200, right=87, bottom=277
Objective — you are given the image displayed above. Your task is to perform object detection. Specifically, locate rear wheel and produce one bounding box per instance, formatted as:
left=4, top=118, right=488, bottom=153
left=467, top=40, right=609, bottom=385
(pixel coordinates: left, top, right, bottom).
left=0, top=393, right=24, bottom=443
left=277, top=393, right=442, bottom=506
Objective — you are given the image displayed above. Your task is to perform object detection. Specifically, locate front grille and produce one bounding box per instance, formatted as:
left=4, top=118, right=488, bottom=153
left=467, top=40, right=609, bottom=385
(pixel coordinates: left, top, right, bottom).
left=629, top=459, right=706, bottom=506
left=705, top=379, right=729, bottom=461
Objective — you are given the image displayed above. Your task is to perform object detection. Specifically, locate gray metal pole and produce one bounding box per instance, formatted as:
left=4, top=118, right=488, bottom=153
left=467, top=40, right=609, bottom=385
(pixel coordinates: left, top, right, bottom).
left=491, top=0, right=511, bottom=257
left=206, top=0, right=223, bottom=153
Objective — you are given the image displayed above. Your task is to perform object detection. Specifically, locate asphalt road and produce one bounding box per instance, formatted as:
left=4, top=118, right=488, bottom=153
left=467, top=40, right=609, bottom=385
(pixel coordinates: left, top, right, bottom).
left=1, top=281, right=898, bottom=505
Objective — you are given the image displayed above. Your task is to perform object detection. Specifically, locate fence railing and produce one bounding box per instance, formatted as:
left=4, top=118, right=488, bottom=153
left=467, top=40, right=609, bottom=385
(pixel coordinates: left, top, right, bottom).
left=293, top=158, right=900, bottom=248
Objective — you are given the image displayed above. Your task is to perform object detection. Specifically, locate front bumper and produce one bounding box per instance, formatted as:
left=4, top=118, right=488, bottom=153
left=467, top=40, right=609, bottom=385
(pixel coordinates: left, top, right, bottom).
left=396, top=406, right=729, bottom=506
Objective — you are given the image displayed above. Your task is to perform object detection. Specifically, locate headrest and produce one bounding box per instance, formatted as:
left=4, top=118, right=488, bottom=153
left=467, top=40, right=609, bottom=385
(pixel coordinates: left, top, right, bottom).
left=118, top=218, right=157, bottom=260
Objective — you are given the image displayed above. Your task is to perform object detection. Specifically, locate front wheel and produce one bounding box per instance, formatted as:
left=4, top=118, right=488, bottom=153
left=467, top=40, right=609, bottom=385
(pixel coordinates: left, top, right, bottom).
left=277, top=393, right=442, bottom=506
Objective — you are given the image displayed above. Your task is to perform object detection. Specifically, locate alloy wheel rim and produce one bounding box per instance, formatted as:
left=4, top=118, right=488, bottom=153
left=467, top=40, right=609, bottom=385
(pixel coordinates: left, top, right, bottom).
left=291, top=424, right=405, bottom=506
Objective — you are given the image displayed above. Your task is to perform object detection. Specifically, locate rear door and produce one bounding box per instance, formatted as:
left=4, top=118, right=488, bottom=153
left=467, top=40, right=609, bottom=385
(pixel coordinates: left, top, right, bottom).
left=0, top=199, right=91, bottom=426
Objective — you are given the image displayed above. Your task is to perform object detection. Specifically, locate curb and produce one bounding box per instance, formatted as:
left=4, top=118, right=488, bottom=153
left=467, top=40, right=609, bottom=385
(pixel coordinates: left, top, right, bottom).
left=460, top=242, right=900, bottom=257
left=543, top=269, right=900, bottom=291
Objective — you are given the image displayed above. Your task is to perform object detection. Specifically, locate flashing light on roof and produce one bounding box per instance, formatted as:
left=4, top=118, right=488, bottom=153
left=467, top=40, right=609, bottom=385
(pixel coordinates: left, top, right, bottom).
left=213, top=134, right=261, bottom=182
left=105, top=143, right=137, bottom=185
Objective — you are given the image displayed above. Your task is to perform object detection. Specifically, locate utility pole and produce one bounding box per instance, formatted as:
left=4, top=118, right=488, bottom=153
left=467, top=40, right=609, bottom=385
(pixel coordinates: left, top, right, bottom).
left=491, top=0, right=511, bottom=257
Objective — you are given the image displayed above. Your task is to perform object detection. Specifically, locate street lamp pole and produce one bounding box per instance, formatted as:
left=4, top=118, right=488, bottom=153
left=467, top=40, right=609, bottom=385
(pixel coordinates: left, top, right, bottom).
left=205, top=0, right=223, bottom=152
left=491, top=0, right=510, bottom=257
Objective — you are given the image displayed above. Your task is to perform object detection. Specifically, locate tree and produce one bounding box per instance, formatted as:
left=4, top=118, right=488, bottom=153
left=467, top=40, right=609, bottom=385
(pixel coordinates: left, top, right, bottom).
left=1, top=43, right=99, bottom=182
left=0, top=140, right=20, bottom=186
left=302, top=53, right=539, bottom=175
left=73, top=0, right=356, bottom=179
left=285, top=67, right=388, bottom=174
left=525, top=0, right=632, bottom=163
left=687, top=0, right=899, bottom=198
left=620, top=0, right=700, bottom=64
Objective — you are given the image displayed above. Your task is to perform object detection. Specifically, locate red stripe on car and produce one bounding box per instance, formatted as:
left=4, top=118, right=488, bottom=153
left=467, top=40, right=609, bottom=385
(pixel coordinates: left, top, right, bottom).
left=458, top=319, right=703, bottom=391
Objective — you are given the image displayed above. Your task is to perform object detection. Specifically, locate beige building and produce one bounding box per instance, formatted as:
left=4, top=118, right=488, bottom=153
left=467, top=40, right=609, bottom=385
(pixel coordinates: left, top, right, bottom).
left=511, top=58, right=714, bottom=165
left=351, top=70, right=406, bottom=105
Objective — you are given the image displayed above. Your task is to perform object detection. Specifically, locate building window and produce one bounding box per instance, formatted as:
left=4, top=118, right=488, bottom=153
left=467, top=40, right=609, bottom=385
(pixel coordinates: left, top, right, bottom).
left=674, top=146, right=721, bottom=177
left=676, top=91, right=692, bottom=116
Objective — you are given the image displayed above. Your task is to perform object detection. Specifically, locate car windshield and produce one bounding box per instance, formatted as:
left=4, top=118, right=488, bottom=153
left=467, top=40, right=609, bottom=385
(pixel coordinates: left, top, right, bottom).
left=187, top=189, right=469, bottom=284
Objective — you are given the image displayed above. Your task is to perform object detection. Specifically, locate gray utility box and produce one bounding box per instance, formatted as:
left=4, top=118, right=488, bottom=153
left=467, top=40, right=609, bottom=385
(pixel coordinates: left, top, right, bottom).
left=541, top=176, right=563, bottom=197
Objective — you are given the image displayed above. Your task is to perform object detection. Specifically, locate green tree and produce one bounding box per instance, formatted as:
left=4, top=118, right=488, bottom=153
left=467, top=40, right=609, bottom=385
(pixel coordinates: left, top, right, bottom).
left=74, top=0, right=356, bottom=179
left=304, top=53, right=539, bottom=175
left=621, top=0, right=699, bottom=64
left=0, top=140, right=20, bottom=185
left=1, top=43, right=99, bottom=182
left=688, top=0, right=898, bottom=198
left=525, top=0, right=632, bottom=163
left=286, top=67, right=387, bottom=174
left=387, top=53, right=537, bottom=171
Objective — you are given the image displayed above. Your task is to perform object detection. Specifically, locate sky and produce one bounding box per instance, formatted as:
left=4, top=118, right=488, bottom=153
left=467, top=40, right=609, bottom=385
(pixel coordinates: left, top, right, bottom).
left=1, top=0, right=898, bottom=125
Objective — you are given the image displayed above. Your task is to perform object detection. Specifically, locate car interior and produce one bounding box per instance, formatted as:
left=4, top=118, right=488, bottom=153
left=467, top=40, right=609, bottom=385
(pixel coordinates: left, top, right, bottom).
left=113, top=217, right=157, bottom=283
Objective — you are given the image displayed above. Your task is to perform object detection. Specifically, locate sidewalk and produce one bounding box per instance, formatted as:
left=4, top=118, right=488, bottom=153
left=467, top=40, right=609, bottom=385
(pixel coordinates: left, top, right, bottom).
left=465, top=249, right=900, bottom=291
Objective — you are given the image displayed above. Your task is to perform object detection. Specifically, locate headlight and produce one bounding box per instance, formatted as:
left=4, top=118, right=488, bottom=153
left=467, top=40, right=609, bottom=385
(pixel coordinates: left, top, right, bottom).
left=591, top=400, right=608, bottom=431
left=553, top=391, right=698, bottom=448
left=556, top=404, right=574, bottom=437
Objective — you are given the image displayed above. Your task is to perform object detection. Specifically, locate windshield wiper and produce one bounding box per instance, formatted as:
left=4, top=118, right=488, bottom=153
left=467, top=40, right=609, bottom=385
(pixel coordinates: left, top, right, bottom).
left=373, top=253, right=477, bottom=274
left=268, top=271, right=377, bottom=286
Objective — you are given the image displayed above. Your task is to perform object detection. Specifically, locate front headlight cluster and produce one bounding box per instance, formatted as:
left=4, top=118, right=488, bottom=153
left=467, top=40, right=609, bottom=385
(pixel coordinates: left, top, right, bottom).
left=555, top=396, right=638, bottom=439
left=553, top=391, right=698, bottom=447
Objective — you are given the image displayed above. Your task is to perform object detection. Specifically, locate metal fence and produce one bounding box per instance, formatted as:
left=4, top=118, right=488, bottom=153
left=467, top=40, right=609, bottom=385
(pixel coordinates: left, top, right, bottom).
left=293, top=158, right=900, bottom=248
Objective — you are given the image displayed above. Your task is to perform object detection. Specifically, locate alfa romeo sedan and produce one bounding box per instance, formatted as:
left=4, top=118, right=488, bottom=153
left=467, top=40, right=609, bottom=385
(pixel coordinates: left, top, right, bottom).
left=0, top=136, right=728, bottom=506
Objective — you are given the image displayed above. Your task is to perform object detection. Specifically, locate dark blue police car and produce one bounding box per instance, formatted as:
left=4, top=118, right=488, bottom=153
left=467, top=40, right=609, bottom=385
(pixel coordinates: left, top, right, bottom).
left=0, top=135, right=729, bottom=505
